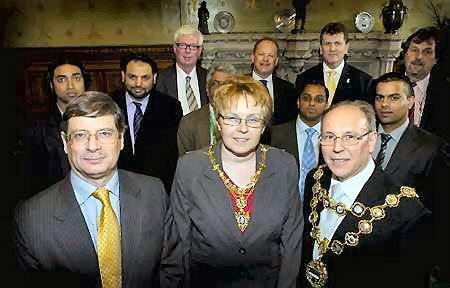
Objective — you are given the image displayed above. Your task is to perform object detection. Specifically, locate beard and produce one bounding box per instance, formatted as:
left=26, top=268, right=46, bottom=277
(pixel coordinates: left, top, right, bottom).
left=126, top=87, right=151, bottom=99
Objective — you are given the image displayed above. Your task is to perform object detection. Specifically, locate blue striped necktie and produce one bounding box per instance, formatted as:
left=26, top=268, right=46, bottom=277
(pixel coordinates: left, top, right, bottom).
left=133, top=102, right=143, bottom=140
left=300, top=128, right=317, bottom=200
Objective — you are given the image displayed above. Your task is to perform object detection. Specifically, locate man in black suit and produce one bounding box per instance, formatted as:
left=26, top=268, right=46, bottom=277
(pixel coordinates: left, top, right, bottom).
left=251, top=37, right=298, bottom=125
left=271, top=80, right=328, bottom=201
left=111, top=53, right=182, bottom=192
left=299, top=100, right=432, bottom=288
left=20, top=56, right=90, bottom=198
left=13, top=92, right=182, bottom=287
left=295, top=22, right=372, bottom=107
left=156, top=24, right=208, bottom=116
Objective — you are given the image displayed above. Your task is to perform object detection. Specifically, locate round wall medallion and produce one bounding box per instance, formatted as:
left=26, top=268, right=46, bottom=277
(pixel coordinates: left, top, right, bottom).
left=214, top=11, right=235, bottom=33
left=355, top=11, right=374, bottom=33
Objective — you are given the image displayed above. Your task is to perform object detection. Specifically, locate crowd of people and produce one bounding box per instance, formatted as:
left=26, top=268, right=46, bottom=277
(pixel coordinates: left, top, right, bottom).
left=8, top=22, right=449, bottom=288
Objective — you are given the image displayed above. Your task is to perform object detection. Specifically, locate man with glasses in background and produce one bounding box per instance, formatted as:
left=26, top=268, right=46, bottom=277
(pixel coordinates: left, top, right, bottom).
left=156, top=24, right=208, bottom=115
left=13, top=91, right=182, bottom=287
left=298, top=100, right=432, bottom=288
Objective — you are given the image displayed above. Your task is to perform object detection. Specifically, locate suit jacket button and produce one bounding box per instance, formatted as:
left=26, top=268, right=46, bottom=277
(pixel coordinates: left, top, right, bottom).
left=239, top=248, right=246, bottom=255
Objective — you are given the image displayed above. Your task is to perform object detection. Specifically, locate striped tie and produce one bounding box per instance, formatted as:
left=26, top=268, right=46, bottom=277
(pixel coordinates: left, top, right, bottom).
left=186, top=76, right=198, bottom=112
left=133, top=102, right=143, bottom=140
left=375, top=133, right=391, bottom=169
left=92, top=187, right=122, bottom=288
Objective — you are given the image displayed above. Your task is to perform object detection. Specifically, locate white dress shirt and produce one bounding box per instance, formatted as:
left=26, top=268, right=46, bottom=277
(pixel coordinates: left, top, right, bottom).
left=176, top=64, right=201, bottom=115
left=323, top=61, right=345, bottom=91
left=252, top=71, right=274, bottom=108
left=313, top=158, right=375, bottom=259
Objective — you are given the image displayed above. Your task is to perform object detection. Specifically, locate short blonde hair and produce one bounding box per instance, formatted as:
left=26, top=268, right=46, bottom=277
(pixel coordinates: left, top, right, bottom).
left=173, top=24, right=204, bottom=45
left=212, top=75, right=273, bottom=124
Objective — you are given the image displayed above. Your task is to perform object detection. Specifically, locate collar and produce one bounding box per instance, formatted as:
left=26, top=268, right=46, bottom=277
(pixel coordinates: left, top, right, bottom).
left=377, top=117, right=409, bottom=143
left=176, top=63, right=197, bottom=78
left=296, top=116, right=321, bottom=134
left=323, top=60, right=345, bottom=75
left=71, top=170, right=120, bottom=206
left=252, top=71, right=273, bottom=83
left=330, top=157, right=375, bottom=203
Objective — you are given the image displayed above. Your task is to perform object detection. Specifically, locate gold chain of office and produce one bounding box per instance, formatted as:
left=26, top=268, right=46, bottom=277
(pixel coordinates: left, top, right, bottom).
left=305, top=164, right=418, bottom=288
left=208, top=144, right=268, bottom=232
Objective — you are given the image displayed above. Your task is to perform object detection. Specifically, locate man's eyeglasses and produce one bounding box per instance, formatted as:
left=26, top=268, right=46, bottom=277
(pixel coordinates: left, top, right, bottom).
left=319, top=131, right=372, bottom=146
left=219, top=114, right=265, bottom=128
left=66, top=129, right=119, bottom=145
left=175, top=43, right=202, bottom=50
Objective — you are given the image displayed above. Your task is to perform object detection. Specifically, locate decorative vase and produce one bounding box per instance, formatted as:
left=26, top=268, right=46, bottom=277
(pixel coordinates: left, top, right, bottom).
left=381, top=0, right=408, bottom=34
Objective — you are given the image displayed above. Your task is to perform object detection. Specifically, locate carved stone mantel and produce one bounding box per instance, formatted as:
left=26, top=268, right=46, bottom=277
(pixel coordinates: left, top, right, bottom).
left=202, top=32, right=403, bottom=83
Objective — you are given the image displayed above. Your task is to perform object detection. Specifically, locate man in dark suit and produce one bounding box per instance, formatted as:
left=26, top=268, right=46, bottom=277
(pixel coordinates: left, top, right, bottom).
left=271, top=80, right=328, bottom=201
left=299, top=100, right=432, bottom=288
left=13, top=92, right=182, bottom=287
left=177, top=63, right=236, bottom=156
left=251, top=37, right=298, bottom=125
left=111, top=53, right=182, bottom=192
left=372, top=72, right=449, bottom=210
left=373, top=73, right=449, bottom=287
left=401, top=27, right=450, bottom=145
left=20, top=56, right=90, bottom=199
left=156, top=24, right=208, bottom=116
left=295, top=22, right=372, bottom=107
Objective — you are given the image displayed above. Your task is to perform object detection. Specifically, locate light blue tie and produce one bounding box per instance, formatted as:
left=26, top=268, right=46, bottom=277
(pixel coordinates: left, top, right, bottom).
left=299, top=128, right=317, bottom=201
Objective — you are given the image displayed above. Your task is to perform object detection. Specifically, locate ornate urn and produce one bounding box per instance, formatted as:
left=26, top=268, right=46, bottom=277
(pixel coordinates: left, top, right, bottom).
left=381, top=0, right=408, bottom=34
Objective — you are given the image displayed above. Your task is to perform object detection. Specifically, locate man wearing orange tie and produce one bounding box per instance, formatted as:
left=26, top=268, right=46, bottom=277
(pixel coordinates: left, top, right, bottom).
left=13, top=92, right=183, bottom=287
left=295, top=22, right=372, bottom=107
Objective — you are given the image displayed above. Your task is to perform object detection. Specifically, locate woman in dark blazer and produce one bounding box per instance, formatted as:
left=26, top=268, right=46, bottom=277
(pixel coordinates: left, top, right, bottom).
left=171, top=75, right=304, bottom=288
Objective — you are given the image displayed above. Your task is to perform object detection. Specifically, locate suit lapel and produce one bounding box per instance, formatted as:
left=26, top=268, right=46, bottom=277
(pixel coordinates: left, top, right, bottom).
left=385, top=124, right=415, bottom=174
left=53, top=177, right=99, bottom=275
left=118, top=171, right=141, bottom=285
left=197, top=66, right=208, bottom=106
left=170, top=66, right=178, bottom=100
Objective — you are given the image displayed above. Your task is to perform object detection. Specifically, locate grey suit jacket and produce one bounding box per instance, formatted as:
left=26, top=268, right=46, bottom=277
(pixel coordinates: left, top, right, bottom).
left=156, top=64, right=208, bottom=107
left=177, top=104, right=210, bottom=156
left=13, top=170, right=183, bottom=288
left=171, top=144, right=304, bottom=288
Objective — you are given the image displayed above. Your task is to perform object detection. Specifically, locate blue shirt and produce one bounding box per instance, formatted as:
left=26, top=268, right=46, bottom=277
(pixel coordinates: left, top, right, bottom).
left=72, top=170, right=121, bottom=252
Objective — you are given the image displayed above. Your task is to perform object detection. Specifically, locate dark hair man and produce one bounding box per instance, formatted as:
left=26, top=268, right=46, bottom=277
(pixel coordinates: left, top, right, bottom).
left=21, top=56, right=90, bottom=197
left=271, top=79, right=328, bottom=201
left=111, top=52, right=182, bottom=192
left=295, top=22, right=372, bottom=107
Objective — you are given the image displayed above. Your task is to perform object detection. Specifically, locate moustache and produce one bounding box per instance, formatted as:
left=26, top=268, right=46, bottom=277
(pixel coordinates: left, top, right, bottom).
left=411, top=60, right=424, bottom=66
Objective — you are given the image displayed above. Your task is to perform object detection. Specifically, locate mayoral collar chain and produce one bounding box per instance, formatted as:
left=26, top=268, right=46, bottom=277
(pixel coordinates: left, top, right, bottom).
left=208, top=144, right=268, bottom=232
left=306, top=164, right=418, bottom=288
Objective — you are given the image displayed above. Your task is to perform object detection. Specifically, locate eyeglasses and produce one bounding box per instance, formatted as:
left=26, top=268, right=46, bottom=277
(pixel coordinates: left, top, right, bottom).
left=219, top=114, right=265, bottom=128
left=66, top=129, right=118, bottom=145
left=319, top=131, right=372, bottom=146
left=299, top=94, right=327, bottom=104
left=175, top=43, right=202, bottom=50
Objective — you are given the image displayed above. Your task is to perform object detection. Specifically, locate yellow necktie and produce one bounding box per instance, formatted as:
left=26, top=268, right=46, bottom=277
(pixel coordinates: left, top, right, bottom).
left=93, top=187, right=122, bottom=288
left=327, top=70, right=337, bottom=107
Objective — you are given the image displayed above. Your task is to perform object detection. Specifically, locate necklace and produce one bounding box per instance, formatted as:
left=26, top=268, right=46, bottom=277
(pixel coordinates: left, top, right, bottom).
left=208, top=144, right=268, bottom=232
left=306, top=164, right=418, bottom=288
